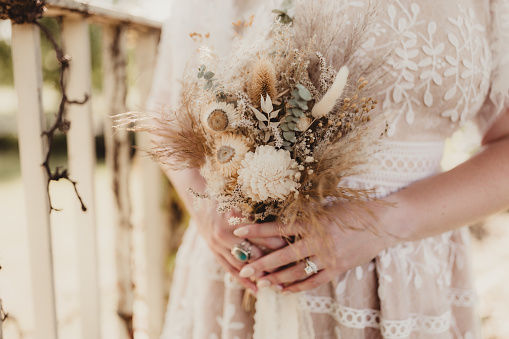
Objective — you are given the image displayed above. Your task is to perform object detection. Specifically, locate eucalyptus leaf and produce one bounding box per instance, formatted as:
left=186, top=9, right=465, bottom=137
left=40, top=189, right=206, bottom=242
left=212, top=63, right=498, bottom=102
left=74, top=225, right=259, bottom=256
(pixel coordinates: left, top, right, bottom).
left=296, top=100, right=308, bottom=110
left=197, top=71, right=204, bottom=78
left=298, top=87, right=312, bottom=101
left=281, top=123, right=290, bottom=131
left=282, top=15, right=293, bottom=24
left=289, top=99, right=299, bottom=107
left=283, top=131, right=296, bottom=142
left=204, top=71, right=215, bottom=80
left=282, top=141, right=291, bottom=146
left=288, top=122, right=296, bottom=130
left=291, top=89, right=301, bottom=99
left=272, top=9, right=286, bottom=15
left=285, top=115, right=296, bottom=122
left=291, top=108, right=303, bottom=117
left=203, top=81, right=212, bottom=90
left=199, top=65, right=206, bottom=72
left=281, top=0, right=294, bottom=10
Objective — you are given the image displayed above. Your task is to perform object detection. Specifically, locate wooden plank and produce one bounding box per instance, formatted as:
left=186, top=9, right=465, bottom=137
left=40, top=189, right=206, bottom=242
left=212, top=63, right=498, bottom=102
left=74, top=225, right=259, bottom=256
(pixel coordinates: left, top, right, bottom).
left=11, top=23, right=58, bottom=339
left=102, top=24, right=134, bottom=339
left=0, top=295, right=3, bottom=339
left=61, top=16, right=101, bottom=339
left=45, top=0, right=162, bottom=30
left=134, top=29, right=168, bottom=339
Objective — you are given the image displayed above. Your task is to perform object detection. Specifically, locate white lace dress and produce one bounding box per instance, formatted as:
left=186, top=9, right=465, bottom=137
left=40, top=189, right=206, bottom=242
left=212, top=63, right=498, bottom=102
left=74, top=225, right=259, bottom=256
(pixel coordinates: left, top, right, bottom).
left=147, top=0, right=509, bottom=338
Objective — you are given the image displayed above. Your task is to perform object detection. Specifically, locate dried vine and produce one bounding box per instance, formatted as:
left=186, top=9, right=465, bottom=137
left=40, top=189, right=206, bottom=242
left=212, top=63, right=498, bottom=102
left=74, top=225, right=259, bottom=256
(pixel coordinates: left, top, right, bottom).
left=1, top=0, right=88, bottom=211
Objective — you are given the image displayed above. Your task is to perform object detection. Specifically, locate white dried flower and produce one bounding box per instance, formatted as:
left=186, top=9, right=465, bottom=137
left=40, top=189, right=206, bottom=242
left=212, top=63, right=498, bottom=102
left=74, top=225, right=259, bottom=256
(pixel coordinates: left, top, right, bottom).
left=200, top=158, right=228, bottom=194
left=238, top=145, right=300, bottom=202
left=201, top=102, right=240, bottom=133
left=199, top=45, right=214, bottom=62
left=295, top=172, right=302, bottom=181
left=212, top=133, right=251, bottom=177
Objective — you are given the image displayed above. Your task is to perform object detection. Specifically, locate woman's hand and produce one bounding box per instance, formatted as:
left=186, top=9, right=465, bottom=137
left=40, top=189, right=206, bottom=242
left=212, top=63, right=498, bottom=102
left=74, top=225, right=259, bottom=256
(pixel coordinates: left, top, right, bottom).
left=233, top=213, right=397, bottom=293
left=194, top=203, right=287, bottom=291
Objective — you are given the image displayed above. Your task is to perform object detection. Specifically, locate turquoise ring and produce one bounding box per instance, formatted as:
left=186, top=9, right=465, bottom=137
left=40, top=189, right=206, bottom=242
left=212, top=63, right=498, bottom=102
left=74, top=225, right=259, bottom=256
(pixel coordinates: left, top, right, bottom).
left=231, top=241, right=252, bottom=262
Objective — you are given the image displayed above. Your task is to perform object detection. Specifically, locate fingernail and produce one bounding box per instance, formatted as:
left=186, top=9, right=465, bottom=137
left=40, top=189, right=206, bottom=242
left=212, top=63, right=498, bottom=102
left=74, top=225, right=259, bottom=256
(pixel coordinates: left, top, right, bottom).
left=282, top=291, right=293, bottom=296
left=257, top=280, right=271, bottom=288
left=233, top=227, right=249, bottom=236
left=239, top=266, right=255, bottom=278
left=273, top=284, right=283, bottom=292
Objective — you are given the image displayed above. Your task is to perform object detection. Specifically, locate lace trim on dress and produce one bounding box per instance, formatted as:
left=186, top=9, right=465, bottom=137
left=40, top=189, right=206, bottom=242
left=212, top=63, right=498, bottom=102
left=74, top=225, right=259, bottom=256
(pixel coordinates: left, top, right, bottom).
left=306, top=296, right=381, bottom=329
left=343, top=140, right=445, bottom=197
left=380, top=311, right=452, bottom=338
left=306, top=296, right=454, bottom=338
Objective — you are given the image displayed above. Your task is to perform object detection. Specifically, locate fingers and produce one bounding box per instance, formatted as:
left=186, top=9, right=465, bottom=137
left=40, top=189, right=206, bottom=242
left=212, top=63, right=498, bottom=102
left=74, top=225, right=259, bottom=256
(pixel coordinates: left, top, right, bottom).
left=233, top=222, right=298, bottom=239
left=255, top=256, right=323, bottom=288
left=249, top=236, right=287, bottom=250
left=211, top=221, right=265, bottom=264
left=239, top=240, right=311, bottom=279
left=282, top=271, right=331, bottom=293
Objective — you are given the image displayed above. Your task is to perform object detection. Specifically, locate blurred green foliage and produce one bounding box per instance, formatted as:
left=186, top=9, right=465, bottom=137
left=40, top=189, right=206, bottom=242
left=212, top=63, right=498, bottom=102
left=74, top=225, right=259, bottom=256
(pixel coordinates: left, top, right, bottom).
left=0, top=17, right=103, bottom=90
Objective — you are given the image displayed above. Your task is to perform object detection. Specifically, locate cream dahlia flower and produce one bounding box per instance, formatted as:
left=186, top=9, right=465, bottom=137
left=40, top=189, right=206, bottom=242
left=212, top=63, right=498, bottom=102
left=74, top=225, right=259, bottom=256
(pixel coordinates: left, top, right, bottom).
left=212, top=133, right=251, bottom=177
left=201, top=102, right=240, bottom=132
left=237, top=145, right=300, bottom=202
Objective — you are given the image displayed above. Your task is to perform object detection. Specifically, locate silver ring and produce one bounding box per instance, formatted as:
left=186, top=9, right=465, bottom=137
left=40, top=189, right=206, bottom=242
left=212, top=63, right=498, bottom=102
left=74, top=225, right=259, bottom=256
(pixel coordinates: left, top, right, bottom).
left=231, top=241, right=252, bottom=262
left=304, top=258, right=318, bottom=275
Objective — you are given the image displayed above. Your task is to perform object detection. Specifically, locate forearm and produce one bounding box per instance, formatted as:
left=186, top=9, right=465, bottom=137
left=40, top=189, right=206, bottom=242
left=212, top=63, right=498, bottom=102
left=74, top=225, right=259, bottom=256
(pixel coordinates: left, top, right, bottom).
left=162, top=165, right=207, bottom=220
left=386, top=133, right=509, bottom=242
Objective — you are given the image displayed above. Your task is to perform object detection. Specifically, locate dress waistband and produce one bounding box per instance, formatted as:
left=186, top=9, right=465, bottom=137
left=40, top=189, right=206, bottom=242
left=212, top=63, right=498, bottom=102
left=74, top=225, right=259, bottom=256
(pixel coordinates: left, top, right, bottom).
left=342, top=140, right=445, bottom=198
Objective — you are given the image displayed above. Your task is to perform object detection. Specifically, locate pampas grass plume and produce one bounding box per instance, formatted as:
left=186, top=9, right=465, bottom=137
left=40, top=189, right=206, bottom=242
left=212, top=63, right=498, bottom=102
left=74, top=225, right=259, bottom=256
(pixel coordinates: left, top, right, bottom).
left=312, top=66, right=349, bottom=118
left=248, top=57, right=277, bottom=107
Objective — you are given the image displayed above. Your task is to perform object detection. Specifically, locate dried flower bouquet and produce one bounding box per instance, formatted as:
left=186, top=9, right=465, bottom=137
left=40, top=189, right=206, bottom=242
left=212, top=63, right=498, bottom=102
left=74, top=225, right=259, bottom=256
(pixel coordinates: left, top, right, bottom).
left=115, top=3, right=390, bottom=242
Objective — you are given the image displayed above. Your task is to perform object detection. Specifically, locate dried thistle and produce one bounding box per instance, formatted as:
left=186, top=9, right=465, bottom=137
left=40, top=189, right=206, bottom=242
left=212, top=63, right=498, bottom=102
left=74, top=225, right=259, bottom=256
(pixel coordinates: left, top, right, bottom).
left=248, top=57, right=277, bottom=107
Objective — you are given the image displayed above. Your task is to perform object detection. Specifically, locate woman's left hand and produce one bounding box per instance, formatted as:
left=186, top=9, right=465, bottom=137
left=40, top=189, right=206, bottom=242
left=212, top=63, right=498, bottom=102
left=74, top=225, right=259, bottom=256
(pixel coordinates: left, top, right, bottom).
left=234, top=217, right=397, bottom=293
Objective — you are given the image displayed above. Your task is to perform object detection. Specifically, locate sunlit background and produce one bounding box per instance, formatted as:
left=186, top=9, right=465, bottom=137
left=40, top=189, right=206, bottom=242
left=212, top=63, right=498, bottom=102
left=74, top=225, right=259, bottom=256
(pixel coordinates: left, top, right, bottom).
left=0, top=1, right=508, bottom=338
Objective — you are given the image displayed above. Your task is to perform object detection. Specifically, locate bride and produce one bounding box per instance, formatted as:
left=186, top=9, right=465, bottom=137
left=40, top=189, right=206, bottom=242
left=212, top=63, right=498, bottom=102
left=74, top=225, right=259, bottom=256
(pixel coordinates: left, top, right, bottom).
left=146, top=0, right=509, bottom=338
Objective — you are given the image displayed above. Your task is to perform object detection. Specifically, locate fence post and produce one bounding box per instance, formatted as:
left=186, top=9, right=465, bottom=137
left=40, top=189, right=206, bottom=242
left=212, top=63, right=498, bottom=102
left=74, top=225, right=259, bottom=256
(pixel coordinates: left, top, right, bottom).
left=11, top=23, right=58, bottom=339
left=102, top=24, right=135, bottom=339
left=134, top=29, right=170, bottom=339
left=0, top=295, right=3, bottom=339
left=61, top=15, right=102, bottom=339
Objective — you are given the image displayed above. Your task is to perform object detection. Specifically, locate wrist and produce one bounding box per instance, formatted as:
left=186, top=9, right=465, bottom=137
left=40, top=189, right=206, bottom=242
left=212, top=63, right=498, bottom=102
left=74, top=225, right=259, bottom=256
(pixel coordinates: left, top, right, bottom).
left=379, top=192, right=418, bottom=244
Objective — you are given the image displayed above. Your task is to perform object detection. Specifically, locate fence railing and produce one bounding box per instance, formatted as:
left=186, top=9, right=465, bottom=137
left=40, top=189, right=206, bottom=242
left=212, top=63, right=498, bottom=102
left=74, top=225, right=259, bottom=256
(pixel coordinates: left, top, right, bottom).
left=5, top=1, right=168, bottom=338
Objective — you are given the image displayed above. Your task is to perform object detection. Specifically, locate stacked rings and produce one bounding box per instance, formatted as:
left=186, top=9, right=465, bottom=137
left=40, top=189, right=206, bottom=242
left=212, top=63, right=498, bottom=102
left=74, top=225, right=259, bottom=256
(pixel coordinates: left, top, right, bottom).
left=231, top=241, right=252, bottom=262
left=304, top=258, right=318, bottom=275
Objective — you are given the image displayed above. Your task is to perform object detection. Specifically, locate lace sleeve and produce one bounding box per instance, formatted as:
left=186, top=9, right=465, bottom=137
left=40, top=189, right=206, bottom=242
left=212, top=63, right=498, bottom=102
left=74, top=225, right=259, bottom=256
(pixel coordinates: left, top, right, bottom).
left=475, top=0, right=509, bottom=133
left=146, top=0, right=240, bottom=111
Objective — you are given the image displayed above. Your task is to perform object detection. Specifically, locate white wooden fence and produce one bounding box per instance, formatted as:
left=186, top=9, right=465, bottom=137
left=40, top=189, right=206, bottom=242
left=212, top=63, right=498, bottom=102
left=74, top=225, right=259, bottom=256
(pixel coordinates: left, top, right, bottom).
left=6, top=1, right=169, bottom=338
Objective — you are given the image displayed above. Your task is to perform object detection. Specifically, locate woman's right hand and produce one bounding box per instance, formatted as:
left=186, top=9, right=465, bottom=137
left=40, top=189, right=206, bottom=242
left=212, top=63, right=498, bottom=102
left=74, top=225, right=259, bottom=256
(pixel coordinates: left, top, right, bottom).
left=193, top=203, right=287, bottom=292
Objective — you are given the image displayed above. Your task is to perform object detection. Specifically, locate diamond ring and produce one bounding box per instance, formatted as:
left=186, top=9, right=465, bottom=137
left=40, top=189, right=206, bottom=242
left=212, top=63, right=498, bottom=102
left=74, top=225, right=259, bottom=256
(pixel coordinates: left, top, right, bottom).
left=304, top=258, right=318, bottom=275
